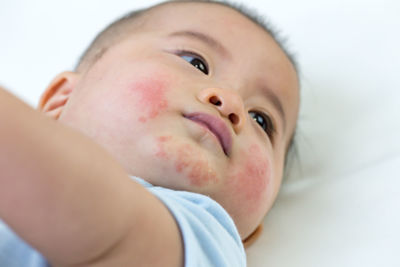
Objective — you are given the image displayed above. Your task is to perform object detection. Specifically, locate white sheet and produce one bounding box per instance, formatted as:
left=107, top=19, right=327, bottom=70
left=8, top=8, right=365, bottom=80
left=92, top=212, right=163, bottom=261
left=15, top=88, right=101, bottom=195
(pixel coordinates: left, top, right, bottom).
left=1, top=1, right=399, bottom=266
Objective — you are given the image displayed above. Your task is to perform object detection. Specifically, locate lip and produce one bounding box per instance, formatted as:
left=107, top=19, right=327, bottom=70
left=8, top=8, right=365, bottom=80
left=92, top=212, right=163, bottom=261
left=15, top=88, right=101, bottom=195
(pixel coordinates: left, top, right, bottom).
left=184, top=112, right=232, bottom=156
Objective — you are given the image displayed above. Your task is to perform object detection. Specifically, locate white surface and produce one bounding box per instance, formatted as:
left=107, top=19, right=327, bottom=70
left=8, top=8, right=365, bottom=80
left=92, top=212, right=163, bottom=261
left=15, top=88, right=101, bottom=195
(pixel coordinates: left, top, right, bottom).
left=1, top=0, right=399, bottom=266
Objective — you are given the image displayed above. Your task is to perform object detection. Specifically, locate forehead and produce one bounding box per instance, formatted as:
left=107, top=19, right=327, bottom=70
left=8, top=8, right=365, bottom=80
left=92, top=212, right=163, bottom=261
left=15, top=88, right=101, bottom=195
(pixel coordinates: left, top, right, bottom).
left=141, top=2, right=298, bottom=92
left=144, top=2, right=279, bottom=54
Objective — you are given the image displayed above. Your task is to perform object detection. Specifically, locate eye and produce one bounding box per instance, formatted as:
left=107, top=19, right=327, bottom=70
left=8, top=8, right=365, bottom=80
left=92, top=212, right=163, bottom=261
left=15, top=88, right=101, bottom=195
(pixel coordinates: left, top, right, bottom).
left=178, top=51, right=209, bottom=75
left=249, top=111, right=275, bottom=138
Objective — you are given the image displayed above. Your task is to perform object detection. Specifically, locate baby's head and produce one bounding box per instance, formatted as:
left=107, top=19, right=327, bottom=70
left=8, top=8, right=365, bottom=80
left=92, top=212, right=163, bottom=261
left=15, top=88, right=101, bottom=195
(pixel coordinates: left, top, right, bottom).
left=39, top=0, right=299, bottom=242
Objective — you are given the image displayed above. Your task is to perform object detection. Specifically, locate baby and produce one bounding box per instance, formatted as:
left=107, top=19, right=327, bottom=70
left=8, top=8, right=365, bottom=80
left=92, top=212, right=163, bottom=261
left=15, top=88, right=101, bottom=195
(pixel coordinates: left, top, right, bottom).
left=0, top=0, right=299, bottom=266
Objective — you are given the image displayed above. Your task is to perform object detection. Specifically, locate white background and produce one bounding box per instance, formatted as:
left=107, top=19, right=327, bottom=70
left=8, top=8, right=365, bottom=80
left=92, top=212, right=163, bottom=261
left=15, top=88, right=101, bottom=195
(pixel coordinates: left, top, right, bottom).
left=1, top=1, right=400, bottom=266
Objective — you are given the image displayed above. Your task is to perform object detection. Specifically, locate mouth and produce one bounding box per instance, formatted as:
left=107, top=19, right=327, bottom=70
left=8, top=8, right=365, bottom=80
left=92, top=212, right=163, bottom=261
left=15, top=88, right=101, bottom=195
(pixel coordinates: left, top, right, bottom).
left=184, top=112, right=232, bottom=156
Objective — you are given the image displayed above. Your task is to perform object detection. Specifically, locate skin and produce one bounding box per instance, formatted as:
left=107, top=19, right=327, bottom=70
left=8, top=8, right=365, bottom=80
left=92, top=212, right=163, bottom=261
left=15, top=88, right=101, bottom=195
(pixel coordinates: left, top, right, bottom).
left=40, top=2, right=299, bottom=241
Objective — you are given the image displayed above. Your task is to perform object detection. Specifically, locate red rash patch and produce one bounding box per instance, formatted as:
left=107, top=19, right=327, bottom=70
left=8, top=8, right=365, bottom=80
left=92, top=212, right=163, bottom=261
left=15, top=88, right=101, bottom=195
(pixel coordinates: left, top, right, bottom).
left=228, top=144, right=270, bottom=213
left=155, top=136, right=172, bottom=159
left=155, top=136, right=217, bottom=187
left=130, top=77, right=169, bottom=123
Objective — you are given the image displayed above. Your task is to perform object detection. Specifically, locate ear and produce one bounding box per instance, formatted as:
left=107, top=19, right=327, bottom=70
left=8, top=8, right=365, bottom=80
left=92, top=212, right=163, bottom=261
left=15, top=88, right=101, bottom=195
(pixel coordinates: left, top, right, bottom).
left=38, top=71, right=80, bottom=120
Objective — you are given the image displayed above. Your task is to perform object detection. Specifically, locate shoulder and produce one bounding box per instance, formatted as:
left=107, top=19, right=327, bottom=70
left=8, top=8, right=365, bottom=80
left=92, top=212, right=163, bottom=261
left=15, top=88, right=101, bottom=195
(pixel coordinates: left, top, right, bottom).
left=135, top=177, right=246, bottom=267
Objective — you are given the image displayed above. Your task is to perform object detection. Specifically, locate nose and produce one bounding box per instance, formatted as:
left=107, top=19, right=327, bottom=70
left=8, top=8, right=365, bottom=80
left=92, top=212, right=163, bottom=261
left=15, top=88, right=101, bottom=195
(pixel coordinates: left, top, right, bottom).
left=197, top=87, right=246, bottom=133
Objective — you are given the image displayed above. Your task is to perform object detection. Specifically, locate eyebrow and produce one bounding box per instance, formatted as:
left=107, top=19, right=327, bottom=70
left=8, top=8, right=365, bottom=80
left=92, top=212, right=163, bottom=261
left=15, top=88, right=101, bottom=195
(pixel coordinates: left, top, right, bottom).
left=167, top=30, right=232, bottom=59
left=262, top=87, right=287, bottom=133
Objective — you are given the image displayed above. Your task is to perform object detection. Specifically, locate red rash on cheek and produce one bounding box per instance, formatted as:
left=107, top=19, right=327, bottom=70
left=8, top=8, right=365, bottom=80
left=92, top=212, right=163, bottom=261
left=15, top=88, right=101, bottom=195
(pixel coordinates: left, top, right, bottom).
left=155, top=136, right=172, bottom=159
left=228, top=144, right=270, bottom=213
left=129, top=77, right=169, bottom=123
left=155, top=136, right=217, bottom=187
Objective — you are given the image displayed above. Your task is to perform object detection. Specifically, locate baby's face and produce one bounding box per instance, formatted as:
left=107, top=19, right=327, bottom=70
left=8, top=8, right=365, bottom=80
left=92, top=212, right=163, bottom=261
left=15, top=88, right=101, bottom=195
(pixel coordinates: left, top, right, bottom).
left=56, top=2, right=299, bottom=239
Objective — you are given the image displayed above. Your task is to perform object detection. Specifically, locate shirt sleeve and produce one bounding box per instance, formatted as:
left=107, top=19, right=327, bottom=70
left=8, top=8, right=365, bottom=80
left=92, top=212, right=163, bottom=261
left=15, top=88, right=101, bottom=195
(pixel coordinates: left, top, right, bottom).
left=133, top=177, right=246, bottom=267
left=0, top=220, right=50, bottom=267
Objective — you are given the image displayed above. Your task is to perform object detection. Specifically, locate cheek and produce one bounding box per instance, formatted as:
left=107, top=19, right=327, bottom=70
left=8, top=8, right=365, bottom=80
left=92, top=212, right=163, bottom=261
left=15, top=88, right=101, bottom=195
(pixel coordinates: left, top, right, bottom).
left=155, top=136, right=218, bottom=187
left=127, top=76, right=169, bottom=123
left=227, top=144, right=271, bottom=214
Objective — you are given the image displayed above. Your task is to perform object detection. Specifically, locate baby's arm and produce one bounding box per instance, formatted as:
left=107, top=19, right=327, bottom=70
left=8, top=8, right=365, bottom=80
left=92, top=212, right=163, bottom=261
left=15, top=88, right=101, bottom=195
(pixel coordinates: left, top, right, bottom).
left=0, top=87, right=183, bottom=267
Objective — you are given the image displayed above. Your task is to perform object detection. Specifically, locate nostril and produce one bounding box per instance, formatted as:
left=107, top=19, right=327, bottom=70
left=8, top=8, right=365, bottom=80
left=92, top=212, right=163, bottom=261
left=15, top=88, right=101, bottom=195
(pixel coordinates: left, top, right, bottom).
left=229, top=113, right=239, bottom=125
left=210, top=96, right=222, bottom=106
